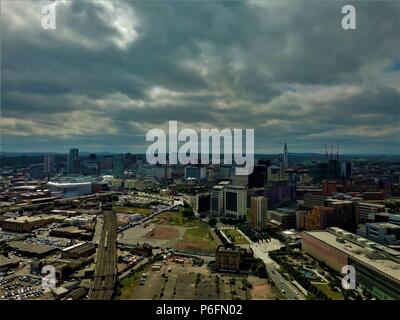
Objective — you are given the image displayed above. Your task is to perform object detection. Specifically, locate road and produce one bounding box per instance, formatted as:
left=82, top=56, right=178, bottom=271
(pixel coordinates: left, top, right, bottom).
left=88, top=210, right=117, bottom=300
left=251, top=242, right=306, bottom=300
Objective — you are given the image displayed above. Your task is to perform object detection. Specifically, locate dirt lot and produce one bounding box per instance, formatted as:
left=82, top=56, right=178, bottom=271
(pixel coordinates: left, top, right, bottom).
left=119, top=211, right=218, bottom=254
left=145, top=225, right=180, bottom=240
left=118, top=257, right=278, bottom=300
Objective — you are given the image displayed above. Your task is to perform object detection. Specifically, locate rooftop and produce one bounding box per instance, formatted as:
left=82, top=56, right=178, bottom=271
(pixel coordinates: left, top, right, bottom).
left=303, top=229, right=400, bottom=282
left=4, top=215, right=52, bottom=223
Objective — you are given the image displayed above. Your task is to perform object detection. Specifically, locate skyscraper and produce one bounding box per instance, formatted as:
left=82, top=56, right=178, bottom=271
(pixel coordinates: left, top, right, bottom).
left=112, top=155, right=124, bottom=178
left=43, top=153, right=54, bottom=176
left=225, top=185, right=247, bottom=220
left=251, top=196, right=267, bottom=231
left=67, top=148, right=79, bottom=174
left=283, top=142, right=288, bottom=169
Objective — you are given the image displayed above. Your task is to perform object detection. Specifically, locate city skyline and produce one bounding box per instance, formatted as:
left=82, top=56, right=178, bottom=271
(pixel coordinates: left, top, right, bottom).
left=1, top=1, right=399, bottom=154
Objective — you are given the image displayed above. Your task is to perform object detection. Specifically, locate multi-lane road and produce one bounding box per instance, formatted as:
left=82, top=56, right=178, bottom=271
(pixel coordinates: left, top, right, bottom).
left=251, top=242, right=306, bottom=300
left=89, top=210, right=117, bottom=300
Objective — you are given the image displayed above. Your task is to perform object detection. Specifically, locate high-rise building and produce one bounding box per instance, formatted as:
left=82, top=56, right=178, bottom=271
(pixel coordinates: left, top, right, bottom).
left=197, top=192, right=211, bottom=213
left=340, top=161, right=352, bottom=179
left=43, top=153, right=54, bottom=176
left=210, top=185, right=225, bottom=216
left=283, top=142, right=288, bottom=169
left=264, top=179, right=296, bottom=209
left=67, top=148, right=80, bottom=174
left=225, top=186, right=247, bottom=220
left=112, top=155, right=124, bottom=178
left=315, top=159, right=341, bottom=181
left=248, top=164, right=269, bottom=188
left=250, top=196, right=267, bottom=231
left=325, top=199, right=357, bottom=232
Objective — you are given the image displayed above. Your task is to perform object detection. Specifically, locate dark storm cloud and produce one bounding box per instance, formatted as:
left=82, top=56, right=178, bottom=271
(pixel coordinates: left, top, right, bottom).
left=0, top=0, right=399, bottom=153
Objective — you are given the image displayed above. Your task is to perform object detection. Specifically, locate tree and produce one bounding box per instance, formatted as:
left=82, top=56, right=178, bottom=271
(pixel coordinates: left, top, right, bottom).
left=182, top=207, right=194, bottom=218
left=208, top=218, right=217, bottom=228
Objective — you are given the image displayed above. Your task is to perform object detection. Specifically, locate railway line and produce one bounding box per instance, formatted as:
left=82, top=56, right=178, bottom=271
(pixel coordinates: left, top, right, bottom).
left=88, top=209, right=117, bottom=300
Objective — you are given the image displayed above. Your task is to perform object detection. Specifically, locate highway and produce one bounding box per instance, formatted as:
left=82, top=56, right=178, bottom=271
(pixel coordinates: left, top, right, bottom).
left=88, top=209, right=117, bottom=300
left=251, top=243, right=306, bottom=300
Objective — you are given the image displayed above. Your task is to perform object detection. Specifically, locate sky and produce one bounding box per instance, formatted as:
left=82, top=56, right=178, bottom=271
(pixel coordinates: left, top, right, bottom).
left=1, top=0, right=399, bottom=154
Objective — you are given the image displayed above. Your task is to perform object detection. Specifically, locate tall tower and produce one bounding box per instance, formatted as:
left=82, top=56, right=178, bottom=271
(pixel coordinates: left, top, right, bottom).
left=44, top=153, right=54, bottom=176
left=283, top=142, right=288, bottom=169
left=67, top=148, right=79, bottom=174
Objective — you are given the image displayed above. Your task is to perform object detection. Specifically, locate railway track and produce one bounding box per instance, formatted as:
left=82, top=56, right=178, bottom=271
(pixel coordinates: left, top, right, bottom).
left=88, top=210, right=117, bottom=300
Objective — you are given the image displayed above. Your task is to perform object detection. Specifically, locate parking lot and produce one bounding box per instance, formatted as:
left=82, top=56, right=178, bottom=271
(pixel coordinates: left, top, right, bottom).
left=0, top=275, right=46, bottom=300
left=118, top=256, right=278, bottom=300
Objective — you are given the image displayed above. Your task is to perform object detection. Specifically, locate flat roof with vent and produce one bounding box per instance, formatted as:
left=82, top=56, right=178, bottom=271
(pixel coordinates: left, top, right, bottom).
left=304, top=230, right=400, bottom=282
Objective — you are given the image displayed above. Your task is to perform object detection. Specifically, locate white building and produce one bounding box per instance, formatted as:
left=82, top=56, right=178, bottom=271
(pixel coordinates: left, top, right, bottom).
left=47, top=181, right=92, bottom=198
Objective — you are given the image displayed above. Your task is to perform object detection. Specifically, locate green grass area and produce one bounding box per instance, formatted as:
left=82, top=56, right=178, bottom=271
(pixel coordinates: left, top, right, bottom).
left=112, top=206, right=152, bottom=216
left=116, top=264, right=151, bottom=300
left=155, top=211, right=218, bottom=253
left=223, top=228, right=250, bottom=245
left=154, top=211, right=194, bottom=226
left=313, top=283, right=344, bottom=300
left=181, top=222, right=218, bottom=253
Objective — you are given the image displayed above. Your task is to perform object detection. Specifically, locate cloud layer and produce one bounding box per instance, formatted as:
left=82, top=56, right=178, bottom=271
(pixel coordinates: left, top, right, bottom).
left=1, top=0, right=399, bottom=154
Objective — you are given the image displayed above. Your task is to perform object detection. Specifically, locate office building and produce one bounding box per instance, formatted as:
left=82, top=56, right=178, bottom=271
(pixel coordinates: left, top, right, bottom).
left=225, top=185, right=247, bottom=220
left=357, top=222, right=400, bottom=246
left=264, top=179, right=296, bottom=209
left=302, top=228, right=400, bottom=300
left=325, top=199, right=357, bottom=232
left=197, top=192, right=211, bottom=213
left=313, top=160, right=340, bottom=181
left=303, top=193, right=327, bottom=209
left=248, top=164, right=269, bottom=188
left=112, top=155, right=124, bottom=178
left=283, top=142, right=288, bottom=168
left=340, top=161, right=352, bottom=179
left=357, top=202, right=386, bottom=224
left=269, top=209, right=296, bottom=229
left=67, top=148, right=80, bottom=174
left=250, top=196, right=267, bottom=231
left=43, top=153, right=55, bottom=176
left=211, top=185, right=225, bottom=216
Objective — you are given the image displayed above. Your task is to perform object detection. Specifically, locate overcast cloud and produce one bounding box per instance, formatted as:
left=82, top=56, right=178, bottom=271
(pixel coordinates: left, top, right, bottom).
left=1, top=0, right=399, bottom=154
